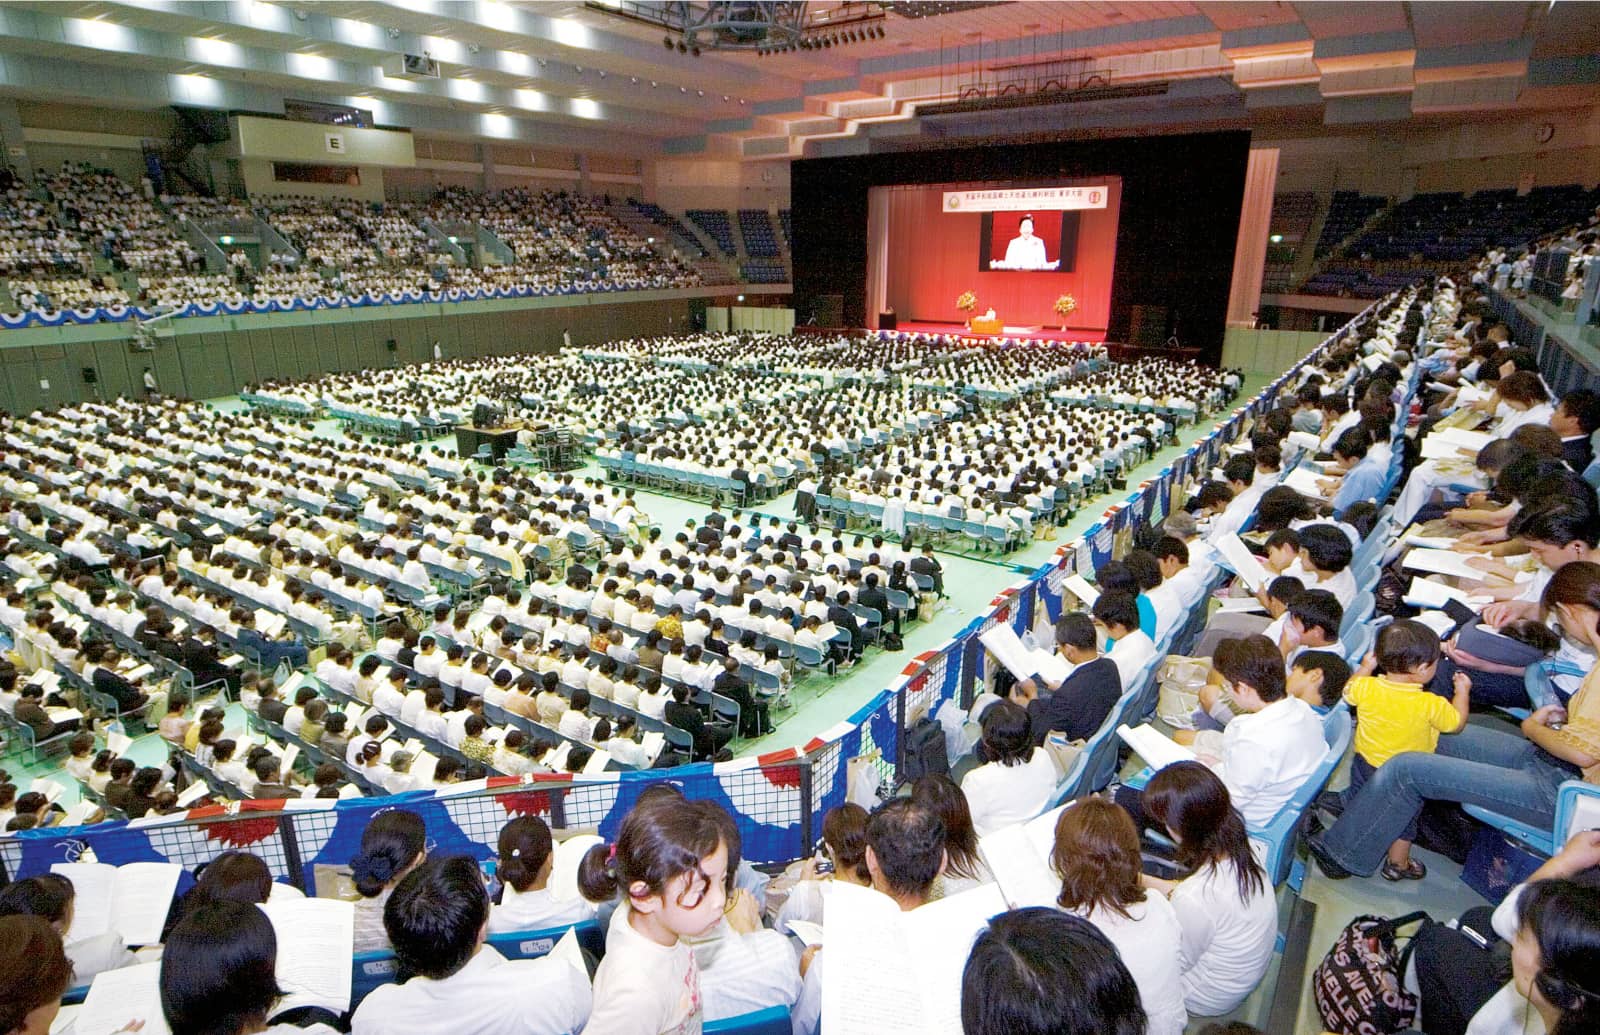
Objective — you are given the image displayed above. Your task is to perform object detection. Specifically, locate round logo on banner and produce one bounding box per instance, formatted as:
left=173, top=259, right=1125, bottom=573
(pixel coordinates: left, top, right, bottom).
left=1090, top=191, right=1102, bottom=204
left=946, top=196, right=961, bottom=210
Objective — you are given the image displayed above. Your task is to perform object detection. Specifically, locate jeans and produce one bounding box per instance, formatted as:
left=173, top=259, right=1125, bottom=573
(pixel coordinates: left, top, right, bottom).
left=1319, top=724, right=1576, bottom=875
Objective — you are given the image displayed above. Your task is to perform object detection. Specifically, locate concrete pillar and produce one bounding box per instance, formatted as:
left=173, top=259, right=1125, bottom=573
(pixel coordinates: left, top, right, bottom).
left=577, top=152, right=590, bottom=195
left=0, top=99, right=34, bottom=182
left=479, top=142, right=496, bottom=194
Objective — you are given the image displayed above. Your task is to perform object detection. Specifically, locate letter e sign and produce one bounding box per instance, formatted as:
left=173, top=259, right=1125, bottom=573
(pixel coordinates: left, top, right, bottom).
left=325, top=133, right=346, bottom=155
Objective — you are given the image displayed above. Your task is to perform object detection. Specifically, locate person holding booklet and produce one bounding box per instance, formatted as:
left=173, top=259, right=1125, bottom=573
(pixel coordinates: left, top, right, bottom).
left=0, top=873, right=139, bottom=986
left=959, top=701, right=1059, bottom=837
left=1050, top=799, right=1188, bottom=1035
left=350, top=808, right=428, bottom=954
left=160, top=901, right=342, bottom=1035
left=1139, top=763, right=1278, bottom=1017
left=488, top=816, right=599, bottom=934
left=351, top=856, right=592, bottom=1035
left=1012, top=613, right=1122, bottom=745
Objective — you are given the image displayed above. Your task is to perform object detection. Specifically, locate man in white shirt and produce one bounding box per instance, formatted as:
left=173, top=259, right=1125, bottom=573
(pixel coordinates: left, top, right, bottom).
left=1094, top=592, right=1157, bottom=691
left=351, top=856, right=591, bottom=1035
left=1209, top=635, right=1325, bottom=828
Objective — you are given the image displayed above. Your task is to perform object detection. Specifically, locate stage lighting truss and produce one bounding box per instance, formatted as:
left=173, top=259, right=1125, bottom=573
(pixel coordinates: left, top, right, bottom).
left=588, top=1, right=887, bottom=54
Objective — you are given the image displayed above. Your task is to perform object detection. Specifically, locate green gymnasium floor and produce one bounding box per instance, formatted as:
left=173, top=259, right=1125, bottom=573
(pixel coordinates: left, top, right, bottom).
left=11, top=376, right=1501, bottom=1034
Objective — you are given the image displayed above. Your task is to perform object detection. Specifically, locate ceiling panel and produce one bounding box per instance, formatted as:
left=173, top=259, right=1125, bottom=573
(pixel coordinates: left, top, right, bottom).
left=1410, top=1, right=1535, bottom=47
left=1292, top=1, right=1409, bottom=38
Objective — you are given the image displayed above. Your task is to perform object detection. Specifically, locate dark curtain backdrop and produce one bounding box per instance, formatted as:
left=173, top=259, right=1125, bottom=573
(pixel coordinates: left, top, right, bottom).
left=792, top=131, right=1251, bottom=363
left=881, top=177, right=1121, bottom=331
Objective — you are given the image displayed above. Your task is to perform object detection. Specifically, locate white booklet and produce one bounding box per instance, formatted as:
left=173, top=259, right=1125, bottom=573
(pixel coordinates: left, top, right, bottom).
left=1060, top=573, right=1100, bottom=607
left=1214, top=533, right=1270, bottom=594
left=51, top=861, right=183, bottom=946
left=259, top=897, right=356, bottom=1015
left=549, top=834, right=605, bottom=902
left=1116, top=723, right=1197, bottom=773
left=1281, top=466, right=1329, bottom=499
left=977, top=803, right=1072, bottom=909
left=819, top=880, right=1008, bottom=1035
left=978, top=623, right=1071, bottom=687
left=74, top=961, right=169, bottom=1035
left=1405, top=575, right=1478, bottom=610
left=1402, top=548, right=1493, bottom=582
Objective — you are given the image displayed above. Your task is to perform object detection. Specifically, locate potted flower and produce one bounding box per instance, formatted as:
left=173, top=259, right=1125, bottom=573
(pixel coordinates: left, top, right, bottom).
left=956, top=291, right=977, bottom=328
left=1053, top=294, right=1077, bottom=331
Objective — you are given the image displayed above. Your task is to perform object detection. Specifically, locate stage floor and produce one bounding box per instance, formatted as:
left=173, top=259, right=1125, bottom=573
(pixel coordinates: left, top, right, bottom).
left=880, top=320, right=1106, bottom=344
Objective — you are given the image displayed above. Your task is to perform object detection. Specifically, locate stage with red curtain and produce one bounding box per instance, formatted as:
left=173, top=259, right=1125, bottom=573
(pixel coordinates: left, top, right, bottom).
left=870, top=177, right=1122, bottom=337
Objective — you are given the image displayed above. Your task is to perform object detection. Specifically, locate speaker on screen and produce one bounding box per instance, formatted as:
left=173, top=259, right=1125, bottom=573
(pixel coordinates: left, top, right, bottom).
left=385, top=339, right=398, bottom=353
left=81, top=366, right=97, bottom=384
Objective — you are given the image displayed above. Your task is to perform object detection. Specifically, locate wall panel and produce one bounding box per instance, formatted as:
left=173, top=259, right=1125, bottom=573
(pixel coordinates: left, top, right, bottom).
left=88, top=340, right=134, bottom=400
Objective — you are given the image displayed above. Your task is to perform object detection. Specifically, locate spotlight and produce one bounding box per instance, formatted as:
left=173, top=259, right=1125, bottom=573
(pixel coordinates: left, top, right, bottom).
left=690, top=44, right=700, bottom=56
left=677, top=40, right=686, bottom=52
left=664, top=35, right=673, bottom=48
left=696, top=89, right=703, bottom=96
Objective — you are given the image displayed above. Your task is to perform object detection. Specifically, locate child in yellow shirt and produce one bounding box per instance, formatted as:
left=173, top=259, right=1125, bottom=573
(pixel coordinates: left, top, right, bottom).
left=1339, top=619, right=1470, bottom=881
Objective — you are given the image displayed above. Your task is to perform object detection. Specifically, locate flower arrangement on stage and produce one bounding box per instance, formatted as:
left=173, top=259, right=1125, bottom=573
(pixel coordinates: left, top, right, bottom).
left=1054, top=294, right=1078, bottom=331
left=956, top=291, right=977, bottom=327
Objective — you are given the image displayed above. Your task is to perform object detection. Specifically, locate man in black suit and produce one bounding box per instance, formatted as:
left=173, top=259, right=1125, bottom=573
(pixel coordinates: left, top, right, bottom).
left=1013, top=614, right=1123, bottom=745
left=1554, top=389, right=1599, bottom=471
left=909, top=542, right=945, bottom=598
left=694, top=521, right=721, bottom=547
left=857, top=572, right=899, bottom=637
left=250, top=756, right=294, bottom=800
left=256, top=681, right=289, bottom=725
left=92, top=649, right=150, bottom=714
left=713, top=657, right=771, bottom=738
left=664, top=684, right=734, bottom=761
left=181, top=627, right=237, bottom=693
left=704, top=505, right=727, bottom=531
left=827, top=590, right=863, bottom=662
left=778, top=523, right=804, bottom=553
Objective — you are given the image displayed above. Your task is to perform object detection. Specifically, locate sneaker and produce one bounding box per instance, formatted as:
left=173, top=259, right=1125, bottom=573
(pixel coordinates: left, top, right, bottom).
left=1315, top=789, right=1346, bottom=818
left=1306, top=835, right=1354, bottom=881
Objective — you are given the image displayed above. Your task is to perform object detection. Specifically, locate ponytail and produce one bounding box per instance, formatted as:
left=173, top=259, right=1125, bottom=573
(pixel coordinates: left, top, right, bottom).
left=576, top=798, right=725, bottom=906
left=351, top=809, right=426, bottom=898
left=496, top=816, right=554, bottom=894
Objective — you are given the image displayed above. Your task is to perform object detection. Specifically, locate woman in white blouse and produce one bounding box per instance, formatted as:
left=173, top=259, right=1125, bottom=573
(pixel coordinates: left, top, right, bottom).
left=1051, top=798, right=1188, bottom=1035
left=959, top=700, right=1060, bottom=837
left=488, top=817, right=597, bottom=935
left=1140, top=762, right=1278, bottom=1018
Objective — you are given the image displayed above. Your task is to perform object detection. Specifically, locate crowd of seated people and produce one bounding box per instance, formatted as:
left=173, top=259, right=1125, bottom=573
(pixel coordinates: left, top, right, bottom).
left=1, top=176, right=713, bottom=322
left=5, top=265, right=1600, bottom=1034
left=42, top=163, right=200, bottom=273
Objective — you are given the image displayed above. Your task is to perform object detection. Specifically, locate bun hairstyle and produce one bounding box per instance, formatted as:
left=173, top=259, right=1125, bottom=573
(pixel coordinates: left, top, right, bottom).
left=821, top=803, right=871, bottom=884
left=577, top=797, right=726, bottom=906
left=497, top=816, right=555, bottom=894
left=1519, top=875, right=1600, bottom=1035
left=351, top=809, right=427, bottom=898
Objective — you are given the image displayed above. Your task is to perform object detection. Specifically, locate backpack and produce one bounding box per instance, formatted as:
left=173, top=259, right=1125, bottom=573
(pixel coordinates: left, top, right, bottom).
left=900, top=717, right=949, bottom=781
left=881, top=631, right=904, bottom=652
left=1313, top=910, right=1431, bottom=1035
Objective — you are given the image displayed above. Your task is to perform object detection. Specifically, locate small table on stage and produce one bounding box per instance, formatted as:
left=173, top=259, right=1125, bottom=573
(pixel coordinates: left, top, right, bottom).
left=878, top=311, right=897, bottom=330
left=969, top=316, right=1003, bottom=335
left=455, top=425, right=519, bottom=463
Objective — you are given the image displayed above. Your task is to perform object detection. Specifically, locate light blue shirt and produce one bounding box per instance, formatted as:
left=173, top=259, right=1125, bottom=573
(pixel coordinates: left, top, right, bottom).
left=1332, top=454, right=1386, bottom=516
